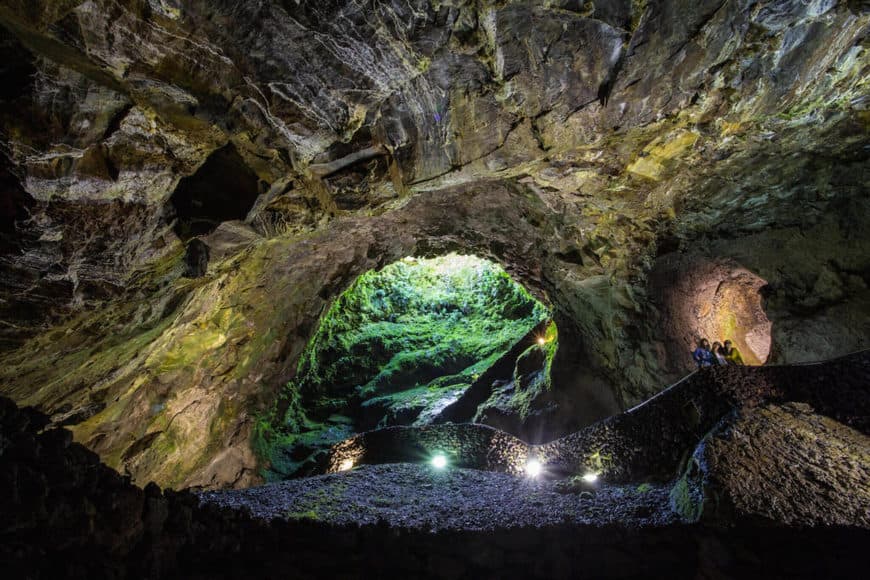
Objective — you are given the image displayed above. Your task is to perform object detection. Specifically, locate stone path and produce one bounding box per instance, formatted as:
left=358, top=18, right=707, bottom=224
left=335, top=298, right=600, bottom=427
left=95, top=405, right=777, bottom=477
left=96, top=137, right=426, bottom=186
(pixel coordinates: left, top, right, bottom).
left=199, top=463, right=679, bottom=531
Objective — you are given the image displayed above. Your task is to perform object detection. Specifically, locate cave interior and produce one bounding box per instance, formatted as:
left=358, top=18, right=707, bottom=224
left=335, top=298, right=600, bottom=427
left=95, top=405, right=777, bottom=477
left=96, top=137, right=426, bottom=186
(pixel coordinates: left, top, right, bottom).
left=0, top=1, right=869, bottom=578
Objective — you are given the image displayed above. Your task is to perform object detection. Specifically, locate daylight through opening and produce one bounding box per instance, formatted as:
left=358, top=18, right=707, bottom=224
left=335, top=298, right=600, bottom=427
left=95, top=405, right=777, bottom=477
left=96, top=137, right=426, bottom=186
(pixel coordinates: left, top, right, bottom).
left=256, top=253, right=554, bottom=479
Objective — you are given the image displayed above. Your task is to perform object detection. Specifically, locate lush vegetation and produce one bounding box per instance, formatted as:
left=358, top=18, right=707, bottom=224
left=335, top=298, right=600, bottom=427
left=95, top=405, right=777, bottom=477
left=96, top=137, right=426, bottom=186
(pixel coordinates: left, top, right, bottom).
left=256, top=254, right=549, bottom=479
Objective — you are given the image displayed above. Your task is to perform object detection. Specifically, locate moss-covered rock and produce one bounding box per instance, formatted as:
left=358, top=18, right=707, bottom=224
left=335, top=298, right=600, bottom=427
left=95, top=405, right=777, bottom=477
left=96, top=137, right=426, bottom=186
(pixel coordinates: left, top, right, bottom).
left=258, top=254, right=549, bottom=479
left=473, top=322, right=560, bottom=437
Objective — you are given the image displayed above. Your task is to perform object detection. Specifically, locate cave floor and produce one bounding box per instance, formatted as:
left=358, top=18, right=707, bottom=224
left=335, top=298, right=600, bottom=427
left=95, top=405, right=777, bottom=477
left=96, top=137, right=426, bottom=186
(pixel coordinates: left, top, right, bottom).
left=198, top=464, right=678, bottom=531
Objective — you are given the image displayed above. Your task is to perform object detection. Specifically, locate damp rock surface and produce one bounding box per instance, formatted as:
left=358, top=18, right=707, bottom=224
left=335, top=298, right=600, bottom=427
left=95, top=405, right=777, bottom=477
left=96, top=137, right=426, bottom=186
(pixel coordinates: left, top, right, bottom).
left=257, top=254, right=550, bottom=479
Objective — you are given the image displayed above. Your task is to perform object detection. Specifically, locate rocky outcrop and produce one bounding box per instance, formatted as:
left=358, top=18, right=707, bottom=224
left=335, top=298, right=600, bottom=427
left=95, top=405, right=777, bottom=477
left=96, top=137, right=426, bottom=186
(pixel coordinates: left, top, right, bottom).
left=673, top=401, right=870, bottom=527
left=0, top=1, right=867, bottom=488
left=646, top=201, right=870, bottom=383
left=0, top=179, right=561, bottom=489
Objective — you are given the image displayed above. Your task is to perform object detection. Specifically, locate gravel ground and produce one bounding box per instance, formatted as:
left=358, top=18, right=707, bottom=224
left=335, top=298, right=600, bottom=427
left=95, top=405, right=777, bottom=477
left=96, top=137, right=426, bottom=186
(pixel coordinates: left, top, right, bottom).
left=198, top=463, right=679, bottom=531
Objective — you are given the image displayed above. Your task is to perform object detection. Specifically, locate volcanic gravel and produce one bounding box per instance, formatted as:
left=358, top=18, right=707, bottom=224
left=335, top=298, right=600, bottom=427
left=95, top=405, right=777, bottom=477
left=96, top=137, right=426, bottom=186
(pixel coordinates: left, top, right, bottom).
left=198, top=463, right=679, bottom=531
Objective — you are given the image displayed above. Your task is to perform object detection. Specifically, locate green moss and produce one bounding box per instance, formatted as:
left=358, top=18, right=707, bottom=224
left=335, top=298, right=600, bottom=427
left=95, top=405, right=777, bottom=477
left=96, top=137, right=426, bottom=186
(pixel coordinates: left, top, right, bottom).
left=416, top=56, right=432, bottom=73
left=490, top=320, right=558, bottom=420
left=255, top=411, right=356, bottom=481
left=631, top=0, right=649, bottom=31
left=0, top=300, right=178, bottom=409
left=295, top=254, right=546, bottom=403
left=773, top=47, right=868, bottom=125
left=283, top=481, right=349, bottom=520
left=294, top=254, right=546, bottom=399
left=285, top=509, right=321, bottom=521
left=256, top=253, right=549, bottom=478
left=670, top=471, right=704, bottom=522
left=586, top=449, right=613, bottom=474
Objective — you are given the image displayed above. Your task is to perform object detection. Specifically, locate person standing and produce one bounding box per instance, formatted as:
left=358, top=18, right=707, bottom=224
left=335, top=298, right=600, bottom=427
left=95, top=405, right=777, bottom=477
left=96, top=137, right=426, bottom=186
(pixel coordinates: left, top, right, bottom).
left=692, top=338, right=714, bottom=369
left=722, top=340, right=745, bottom=365
left=711, top=341, right=728, bottom=365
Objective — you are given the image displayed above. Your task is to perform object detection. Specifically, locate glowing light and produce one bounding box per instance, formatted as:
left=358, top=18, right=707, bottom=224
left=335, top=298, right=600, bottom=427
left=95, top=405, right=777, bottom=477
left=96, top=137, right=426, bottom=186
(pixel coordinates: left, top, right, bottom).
left=525, top=459, right=543, bottom=478
left=537, top=337, right=546, bottom=345
left=338, top=459, right=354, bottom=471
left=582, top=472, right=599, bottom=483
left=431, top=453, right=448, bottom=469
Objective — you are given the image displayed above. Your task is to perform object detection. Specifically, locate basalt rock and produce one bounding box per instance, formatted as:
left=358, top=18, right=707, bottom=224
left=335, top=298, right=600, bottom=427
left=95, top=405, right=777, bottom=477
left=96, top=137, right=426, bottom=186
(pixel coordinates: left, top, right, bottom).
left=538, top=350, right=870, bottom=482
left=673, top=401, right=870, bottom=527
left=0, top=0, right=866, bottom=489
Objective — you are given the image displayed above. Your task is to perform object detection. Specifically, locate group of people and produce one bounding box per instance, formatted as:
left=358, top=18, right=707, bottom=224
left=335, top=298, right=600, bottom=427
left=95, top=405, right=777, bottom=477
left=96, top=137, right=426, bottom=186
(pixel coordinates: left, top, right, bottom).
left=692, top=338, right=744, bottom=368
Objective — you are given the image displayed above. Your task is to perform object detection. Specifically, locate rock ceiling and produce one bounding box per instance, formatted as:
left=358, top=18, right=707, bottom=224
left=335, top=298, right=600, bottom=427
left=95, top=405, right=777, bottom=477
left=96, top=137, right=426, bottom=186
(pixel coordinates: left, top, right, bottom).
left=0, top=0, right=867, bottom=488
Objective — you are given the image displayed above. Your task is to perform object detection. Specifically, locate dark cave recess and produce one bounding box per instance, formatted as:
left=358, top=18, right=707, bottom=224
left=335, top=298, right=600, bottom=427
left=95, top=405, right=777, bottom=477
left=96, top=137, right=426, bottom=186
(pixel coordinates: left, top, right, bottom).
left=169, top=143, right=263, bottom=239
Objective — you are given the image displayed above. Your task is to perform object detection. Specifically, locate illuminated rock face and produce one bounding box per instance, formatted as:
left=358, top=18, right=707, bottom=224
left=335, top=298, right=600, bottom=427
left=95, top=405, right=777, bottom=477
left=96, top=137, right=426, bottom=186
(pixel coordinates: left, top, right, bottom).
left=257, top=254, right=551, bottom=478
left=0, top=1, right=868, bottom=488
left=649, top=257, right=772, bottom=371
left=673, top=401, right=870, bottom=527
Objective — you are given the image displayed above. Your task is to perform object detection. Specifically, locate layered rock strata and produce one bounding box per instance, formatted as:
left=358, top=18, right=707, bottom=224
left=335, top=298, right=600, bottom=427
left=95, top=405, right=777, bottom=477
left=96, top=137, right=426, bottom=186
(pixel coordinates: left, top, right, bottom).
left=0, top=0, right=867, bottom=487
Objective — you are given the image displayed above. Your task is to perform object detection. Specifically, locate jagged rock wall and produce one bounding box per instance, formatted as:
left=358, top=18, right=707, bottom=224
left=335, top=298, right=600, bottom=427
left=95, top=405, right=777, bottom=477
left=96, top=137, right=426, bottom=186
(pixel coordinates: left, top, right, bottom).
left=0, top=0, right=867, bottom=488
left=647, top=204, right=870, bottom=382
left=675, top=401, right=870, bottom=527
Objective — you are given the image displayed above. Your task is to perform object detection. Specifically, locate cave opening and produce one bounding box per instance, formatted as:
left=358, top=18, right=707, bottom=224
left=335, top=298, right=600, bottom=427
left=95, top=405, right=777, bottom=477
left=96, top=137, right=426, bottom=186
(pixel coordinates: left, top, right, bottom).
left=650, top=257, right=774, bottom=374
left=692, top=268, right=772, bottom=366
left=169, top=143, right=261, bottom=240
left=256, top=253, right=556, bottom=480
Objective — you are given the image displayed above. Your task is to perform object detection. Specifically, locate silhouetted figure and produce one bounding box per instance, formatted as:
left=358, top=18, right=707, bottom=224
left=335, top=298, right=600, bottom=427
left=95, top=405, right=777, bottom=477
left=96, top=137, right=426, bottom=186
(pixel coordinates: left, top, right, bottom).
left=722, top=340, right=745, bottom=365
left=711, top=341, right=728, bottom=365
left=692, top=338, right=714, bottom=369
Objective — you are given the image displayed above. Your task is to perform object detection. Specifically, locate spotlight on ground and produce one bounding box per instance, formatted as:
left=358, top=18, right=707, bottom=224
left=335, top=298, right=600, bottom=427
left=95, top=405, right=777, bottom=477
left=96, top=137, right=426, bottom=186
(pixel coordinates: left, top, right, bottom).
left=582, top=472, right=599, bottom=483
left=431, top=453, right=448, bottom=469
left=338, top=458, right=354, bottom=471
left=525, top=458, right=543, bottom=478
